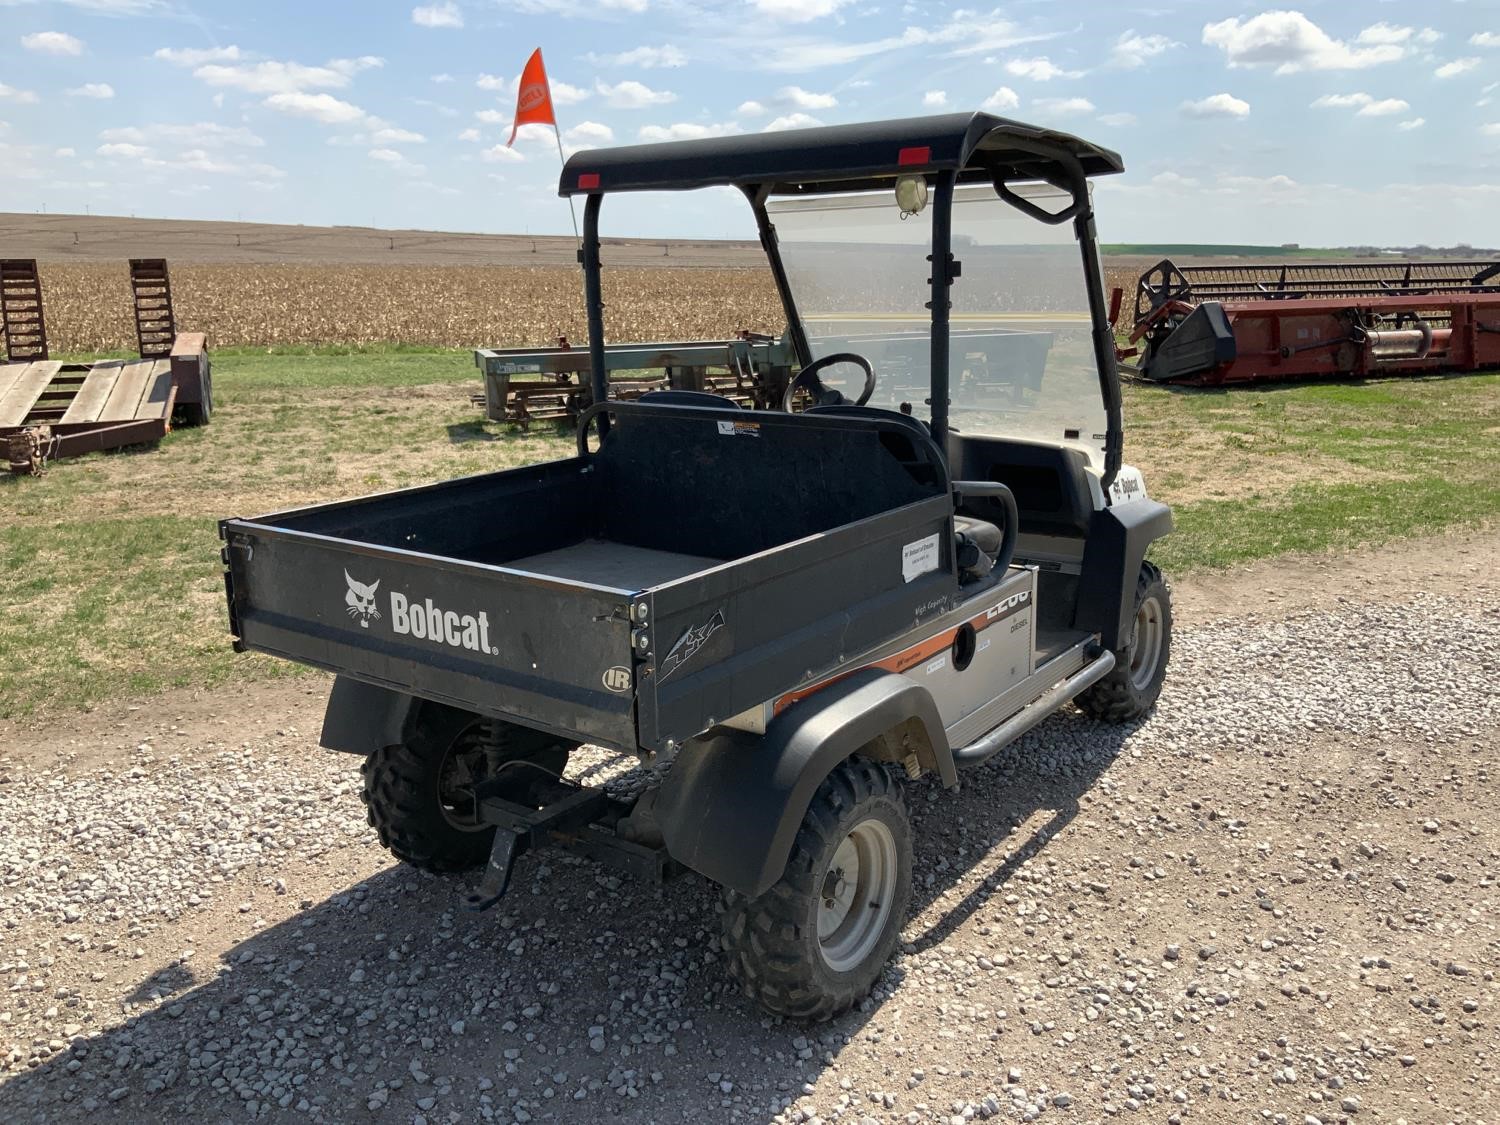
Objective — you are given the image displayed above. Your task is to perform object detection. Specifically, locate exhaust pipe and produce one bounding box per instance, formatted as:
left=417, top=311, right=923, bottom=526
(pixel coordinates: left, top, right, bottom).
left=952, top=650, right=1116, bottom=769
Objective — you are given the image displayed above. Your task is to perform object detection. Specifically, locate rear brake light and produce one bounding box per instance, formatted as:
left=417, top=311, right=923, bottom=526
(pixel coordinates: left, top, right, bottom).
left=898, top=146, right=931, bottom=166
left=578, top=172, right=600, bottom=189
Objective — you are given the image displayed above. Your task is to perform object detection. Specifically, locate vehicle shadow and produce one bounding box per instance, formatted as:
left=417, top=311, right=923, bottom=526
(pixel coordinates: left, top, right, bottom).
left=0, top=710, right=1133, bottom=1123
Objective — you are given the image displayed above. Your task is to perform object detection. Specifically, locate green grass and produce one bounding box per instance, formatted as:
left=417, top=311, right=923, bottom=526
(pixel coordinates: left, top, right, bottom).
left=1, top=355, right=1495, bottom=719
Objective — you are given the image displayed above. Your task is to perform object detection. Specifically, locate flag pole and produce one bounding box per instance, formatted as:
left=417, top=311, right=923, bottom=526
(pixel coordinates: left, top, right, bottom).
left=552, top=124, right=580, bottom=244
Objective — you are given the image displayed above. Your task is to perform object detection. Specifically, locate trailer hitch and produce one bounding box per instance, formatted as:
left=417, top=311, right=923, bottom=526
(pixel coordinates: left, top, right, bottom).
left=463, top=776, right=608, bottom=911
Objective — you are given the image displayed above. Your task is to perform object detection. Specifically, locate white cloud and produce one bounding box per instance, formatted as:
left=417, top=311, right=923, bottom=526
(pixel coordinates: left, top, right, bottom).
left=101, top=122, right=264, bottom=147
left=1110, top=30, right=1179, bottom=69
left=550, top=81, right=590, bottom=106
left=476, top=73, right=506, bottom=91
left=431, top=73, right=453, bottom=83
left=1097, top=112, right=1137, bottom=127
left=97, top=142, right=150, bottom=158
left=1203, top=12, right=1405, bottom=74
left=736, top=100, right=766, bottom=116
left=638, top=121, right=739, bottom=141
left=412, top=2, right=462, bottom=28
left=1471, top=32, right=1500, bottom=49
left=154, top=45, right=241, bottom=65
left=982, top=86, right=1020, bottom=112
left=369, top=124, right=424, bottom=143
left=763, top=112, right=821, bottom=131
left=923, top=90, right=947, bottom=109
left=21, top=31, right=83, bottom=55
left=595, top=78, right=675, bottom=108
left=754, top=10, right=1057, bottom=71
left=457, top=127, right=480, bottom=141
left=1311, top=92, right=1410, bottom=117
left=369, top=147, right=423, bottom=172
left=0, top=83, right=40, bottom=104
left=1034, top=96, right=1095, bottom=116
left=475, top=109, right=507, bottom=124
left=263, top=92, right=366, bottom=124
left=1181, top=93, right=1251, bottom=119
left=589, top=45, right=686, bottom=68
left=1354, top=24, right=1441, bottom=49
left=1482, top=122, right=1500, bottom=137
left=54, top=146, right=75, bottom=157
left=480, top=144, right=525, bottom=163
left=1004, top=57, right=1082, bottom=81
left=1397, top=117, right=1425, bottom=131
left=67, top=82, right=115, bottom=98
left=751, top=0, right=851, bottom=23
left=778, top=85, right=837, bottom=109
left=195, top=60, right=362, bottom=95
left=1435, top=58, right=1480, bottom=79
left=566, top=120, right=614, bottom=143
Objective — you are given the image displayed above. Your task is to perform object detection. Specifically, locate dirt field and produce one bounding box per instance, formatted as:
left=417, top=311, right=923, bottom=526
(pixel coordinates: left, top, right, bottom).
left=1, top=532, right=1495, bottom=1124
left=2, top=212, right=1145, bottom=351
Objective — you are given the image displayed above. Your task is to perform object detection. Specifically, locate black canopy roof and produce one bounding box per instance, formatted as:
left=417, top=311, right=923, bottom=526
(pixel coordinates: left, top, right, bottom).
left=558, top=111, right=1123, bottom=198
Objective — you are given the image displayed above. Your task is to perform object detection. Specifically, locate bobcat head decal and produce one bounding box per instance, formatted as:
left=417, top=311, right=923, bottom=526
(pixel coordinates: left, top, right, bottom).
left=345, top=570, right=381, bottom=627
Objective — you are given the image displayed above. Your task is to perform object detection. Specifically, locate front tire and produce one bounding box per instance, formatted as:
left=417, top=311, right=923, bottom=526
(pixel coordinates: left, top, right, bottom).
left=1075, top=560, right=1171, bottom=722
left=361, top=708, right=572, bottom=873
left=720, top=759, right=911, bottom=1022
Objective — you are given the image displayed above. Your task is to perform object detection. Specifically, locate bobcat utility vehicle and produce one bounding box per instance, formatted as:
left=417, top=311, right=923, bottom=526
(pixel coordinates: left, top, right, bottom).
left=219, top=112, right=1172, bottom=1021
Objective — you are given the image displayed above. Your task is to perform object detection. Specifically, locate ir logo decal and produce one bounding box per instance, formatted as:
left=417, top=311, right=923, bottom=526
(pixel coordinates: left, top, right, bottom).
left=602, top=666, right=632, bottom=693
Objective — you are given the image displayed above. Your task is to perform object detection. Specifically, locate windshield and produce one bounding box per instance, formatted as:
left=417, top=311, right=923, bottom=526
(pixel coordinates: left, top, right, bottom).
left=766, top=183, right=1108, bottom=469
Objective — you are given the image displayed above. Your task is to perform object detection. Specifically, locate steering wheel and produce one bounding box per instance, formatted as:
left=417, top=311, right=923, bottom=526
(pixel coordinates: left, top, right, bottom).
left=780, top=352, right=877, bottom=413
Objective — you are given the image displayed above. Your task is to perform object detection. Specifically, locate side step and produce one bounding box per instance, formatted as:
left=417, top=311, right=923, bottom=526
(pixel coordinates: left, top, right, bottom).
left=952, top=649, right=1117, bottom=769
left=1, top=259, right=49, bottom=362
left=129, top=258, right=177, bottom=360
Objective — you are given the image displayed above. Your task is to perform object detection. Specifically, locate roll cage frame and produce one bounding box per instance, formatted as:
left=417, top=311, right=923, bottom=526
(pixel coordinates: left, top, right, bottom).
left=559, top=111, right=1127, bottom=489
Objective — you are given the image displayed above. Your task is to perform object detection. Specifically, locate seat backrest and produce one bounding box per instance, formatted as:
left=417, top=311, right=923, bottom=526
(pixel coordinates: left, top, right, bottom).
left=638, top=389, right=740, bottom=409
left=948, top=434, right=1093, bottom=538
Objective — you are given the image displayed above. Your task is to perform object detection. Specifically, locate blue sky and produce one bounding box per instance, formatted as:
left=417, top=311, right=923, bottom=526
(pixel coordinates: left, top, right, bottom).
left=1, top=1, right=1498, bottom=246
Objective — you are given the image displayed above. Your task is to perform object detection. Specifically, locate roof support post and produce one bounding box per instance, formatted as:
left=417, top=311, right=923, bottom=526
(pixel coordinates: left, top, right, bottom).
left=927, top=171, right=957, bottom=459
left=580, top=192, right=609, bottom=437
left=1072, top=203, right=1122, bottom=488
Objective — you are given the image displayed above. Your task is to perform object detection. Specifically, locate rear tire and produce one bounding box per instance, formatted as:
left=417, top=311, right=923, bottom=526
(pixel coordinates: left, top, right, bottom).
left=720, top=759, right=911, bottom=1022
left=1075, top=560, right=1171, bottom=722
left=361, top=708, right=572, bottom=873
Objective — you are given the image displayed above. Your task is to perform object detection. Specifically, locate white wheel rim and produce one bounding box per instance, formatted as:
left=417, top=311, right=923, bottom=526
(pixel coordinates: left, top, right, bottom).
left=817, top=819, right=898, bottom=974
left=1129, top=594, right=1164, bottom=691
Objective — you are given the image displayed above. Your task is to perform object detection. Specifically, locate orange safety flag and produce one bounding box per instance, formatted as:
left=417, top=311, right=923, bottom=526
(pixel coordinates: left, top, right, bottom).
left=507, top=48, right=556, bottom=147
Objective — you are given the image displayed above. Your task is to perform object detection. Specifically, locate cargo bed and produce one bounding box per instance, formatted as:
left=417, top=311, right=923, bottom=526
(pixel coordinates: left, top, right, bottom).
left=221, top=403, right=958, bottom=753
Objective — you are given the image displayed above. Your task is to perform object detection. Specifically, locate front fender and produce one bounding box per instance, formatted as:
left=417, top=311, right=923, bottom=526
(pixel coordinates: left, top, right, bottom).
left=654, top=669, right=951, bottom=897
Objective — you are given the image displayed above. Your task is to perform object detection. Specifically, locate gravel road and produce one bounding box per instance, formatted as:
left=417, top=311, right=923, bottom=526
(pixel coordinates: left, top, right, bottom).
left=2, top=534, right=1497, bottom=1125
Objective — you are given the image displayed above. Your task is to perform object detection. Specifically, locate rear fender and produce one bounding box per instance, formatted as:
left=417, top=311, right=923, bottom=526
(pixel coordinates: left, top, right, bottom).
left=319, top=676, right=422, bottom=753
left=654, top=669, right=952, bottom=898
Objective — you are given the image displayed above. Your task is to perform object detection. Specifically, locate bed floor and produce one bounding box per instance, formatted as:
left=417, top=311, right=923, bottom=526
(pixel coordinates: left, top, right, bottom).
left=507, top=539, right=723, bottom=591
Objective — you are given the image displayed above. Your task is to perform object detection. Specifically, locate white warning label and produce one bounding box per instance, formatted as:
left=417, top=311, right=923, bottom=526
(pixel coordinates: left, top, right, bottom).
left=901, top=534, right=940, bottom=583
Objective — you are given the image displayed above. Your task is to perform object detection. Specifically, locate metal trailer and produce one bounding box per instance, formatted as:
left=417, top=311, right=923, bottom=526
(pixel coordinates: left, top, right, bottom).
left=222, top=111, right=1173, bottom=1021
left=474, top=333, right=795, bottom=426
left=1120, top=257, right=1500, bottom=385
left=0, top=258, right=211, bottom=474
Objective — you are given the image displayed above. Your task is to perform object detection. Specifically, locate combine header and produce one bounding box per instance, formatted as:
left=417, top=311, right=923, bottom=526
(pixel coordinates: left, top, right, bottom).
left=1120, top=258, right=1500, bottom=386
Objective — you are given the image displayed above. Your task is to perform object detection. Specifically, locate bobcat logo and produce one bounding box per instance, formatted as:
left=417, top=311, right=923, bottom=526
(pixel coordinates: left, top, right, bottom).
left=344, top=571, right=381, bottom=628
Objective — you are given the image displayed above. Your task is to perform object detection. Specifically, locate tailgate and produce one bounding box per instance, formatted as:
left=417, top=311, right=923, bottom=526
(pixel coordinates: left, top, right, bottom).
left=220, top=521, right=639, bottom=750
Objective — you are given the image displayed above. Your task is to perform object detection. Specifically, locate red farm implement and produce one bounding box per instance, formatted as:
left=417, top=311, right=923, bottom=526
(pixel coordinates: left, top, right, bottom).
left=1117, top=258, right=1500, bottom=386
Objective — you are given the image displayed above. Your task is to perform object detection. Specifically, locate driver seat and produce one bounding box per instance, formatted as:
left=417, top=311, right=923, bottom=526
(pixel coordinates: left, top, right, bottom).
left=953, top=515, right=1004, bottom=581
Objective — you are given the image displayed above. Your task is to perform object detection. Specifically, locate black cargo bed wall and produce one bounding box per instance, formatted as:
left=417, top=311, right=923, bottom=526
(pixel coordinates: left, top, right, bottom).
left=269, top=458, right=597, bottom=565
left=592, top=410, right=942, bottom=560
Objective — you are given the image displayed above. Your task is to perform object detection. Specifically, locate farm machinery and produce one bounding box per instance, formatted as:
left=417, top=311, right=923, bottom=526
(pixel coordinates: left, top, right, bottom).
left=1119, top=257, right=1500, bottom=386
left=0, top=257, right=211, bottom=474
left=221, top=110, right=1174, bottom=1021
